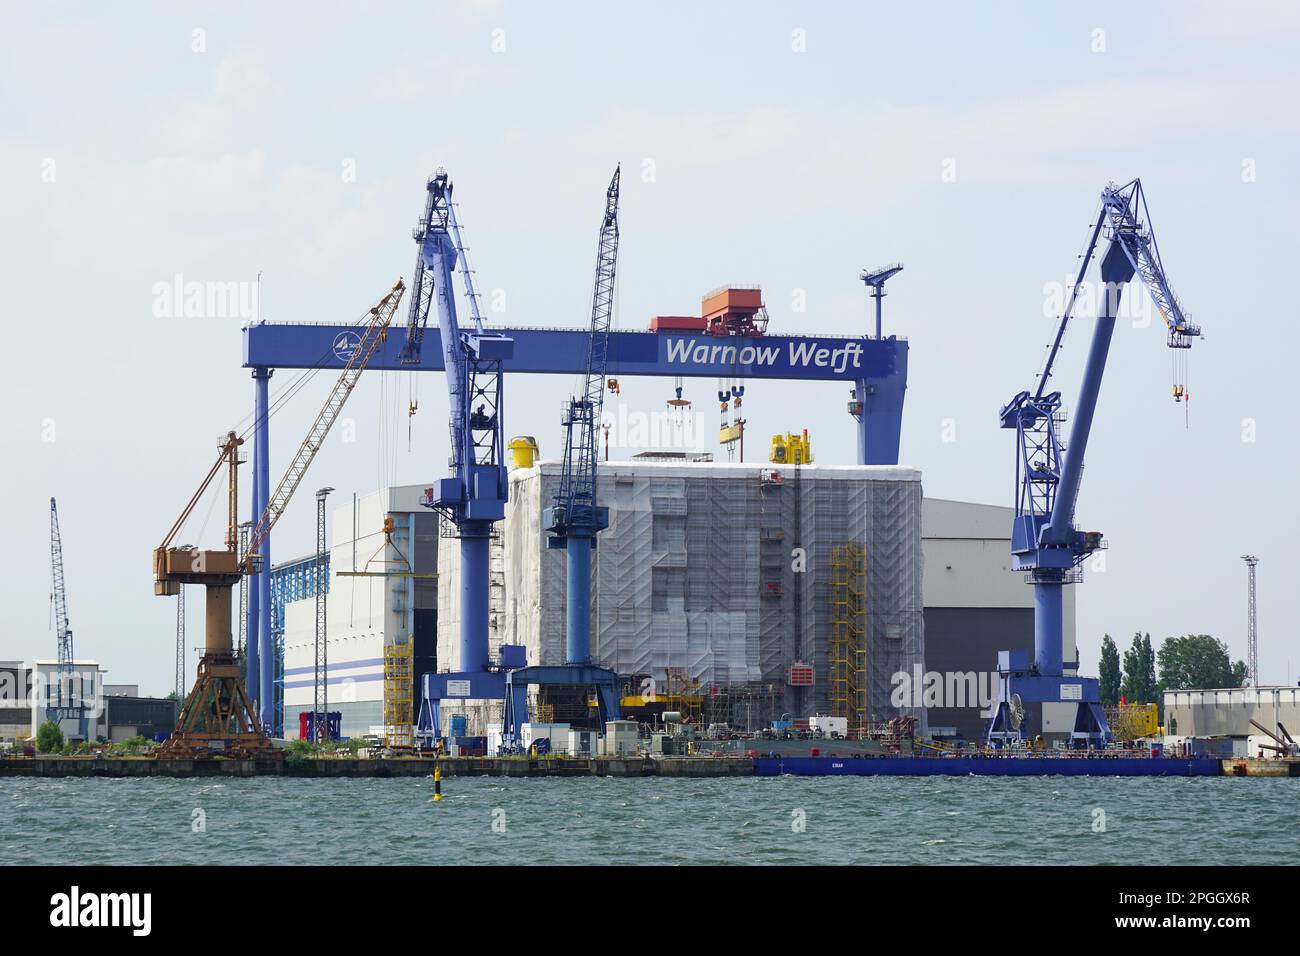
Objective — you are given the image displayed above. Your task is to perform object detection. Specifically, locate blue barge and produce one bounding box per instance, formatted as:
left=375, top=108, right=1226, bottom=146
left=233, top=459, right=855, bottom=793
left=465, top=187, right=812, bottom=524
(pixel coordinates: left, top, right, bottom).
left=754, top=755, right=1222, bottom=777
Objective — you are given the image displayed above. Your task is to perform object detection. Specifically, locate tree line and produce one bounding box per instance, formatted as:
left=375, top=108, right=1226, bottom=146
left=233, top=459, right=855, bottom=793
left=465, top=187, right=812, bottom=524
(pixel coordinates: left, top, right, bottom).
left=1097, top=632, right=1247, bottom=707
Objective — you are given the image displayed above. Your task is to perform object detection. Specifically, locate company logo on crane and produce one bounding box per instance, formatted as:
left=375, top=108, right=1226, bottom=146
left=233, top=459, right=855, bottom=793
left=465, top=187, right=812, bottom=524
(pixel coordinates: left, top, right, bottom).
left=333, top=331, right=362, bottom=362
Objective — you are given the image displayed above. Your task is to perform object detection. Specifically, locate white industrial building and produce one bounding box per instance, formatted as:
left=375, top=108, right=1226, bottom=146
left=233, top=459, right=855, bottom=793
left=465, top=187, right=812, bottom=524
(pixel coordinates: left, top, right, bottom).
left=1164, top=686, right=1300, bottom=756
left=436, top=458, right=1037, bottom=736
left=277, top=466, right=1075, bottom=743
left=280, top=485, right=438, bottom=739
left=28, top=659, right=106, bottom=742
left=920, top=498, right=1078, bottom=740
left=0, top=661, right=32, bottom=741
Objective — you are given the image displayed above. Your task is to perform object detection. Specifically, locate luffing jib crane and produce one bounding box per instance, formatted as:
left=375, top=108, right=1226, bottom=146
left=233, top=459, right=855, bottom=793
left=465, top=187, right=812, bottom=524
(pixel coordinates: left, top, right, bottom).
left=545, top=165, right=620, bottom=666
left=989, top=179, right=1201, bottom=746
left=402, top=171, right=520, bottom=742
left=154, top=281, right=405, bottom=756
left=48, top=497, right=88, bottom=738
left=499, top=167, right=627, bottom=744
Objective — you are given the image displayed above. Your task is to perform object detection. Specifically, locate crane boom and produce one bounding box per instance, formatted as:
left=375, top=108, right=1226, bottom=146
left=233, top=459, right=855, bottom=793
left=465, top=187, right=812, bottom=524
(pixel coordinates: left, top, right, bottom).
left=1001, top=179, right=1200, bottom=564
left=1034, top=179, right=1200, bottom=401
left=400, top=170, right=487, bottom=365
left=242, top=280, right=405, bottom=572
left=48, top=497, right=77, bottom=722
left=399, top=180, right=441, bottom=366
left=543, top=166, right=621, bottom=668
left=551, top=165, right=620, bottom=540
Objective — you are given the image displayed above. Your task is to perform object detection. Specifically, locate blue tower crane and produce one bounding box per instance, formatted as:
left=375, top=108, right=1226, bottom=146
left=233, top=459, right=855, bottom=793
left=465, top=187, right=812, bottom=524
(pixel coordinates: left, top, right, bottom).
left=988, top=179, right=1201, bottom=746
left=545, top=165, right=619, bottom=666
left=497, top=167, right=627, bottom=743
left=402, top=171, right=523, bottom=743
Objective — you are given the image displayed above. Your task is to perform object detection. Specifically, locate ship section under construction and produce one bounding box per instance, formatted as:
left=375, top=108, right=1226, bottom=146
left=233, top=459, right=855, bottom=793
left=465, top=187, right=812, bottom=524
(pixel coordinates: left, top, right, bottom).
left=433, top=458, right=926, bottom=737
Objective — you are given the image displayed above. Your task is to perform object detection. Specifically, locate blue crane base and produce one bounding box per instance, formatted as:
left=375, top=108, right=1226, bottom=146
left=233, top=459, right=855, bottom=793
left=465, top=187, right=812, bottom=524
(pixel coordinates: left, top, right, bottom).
left=503, top=665, right=621, bottom=750
left=542, top=516, right=609, bottom=667
left=415, top=670, right=508, bottom=746
left=415, top=663, right=622, bottom=750
left=986, top=649, right=1110, bottom=748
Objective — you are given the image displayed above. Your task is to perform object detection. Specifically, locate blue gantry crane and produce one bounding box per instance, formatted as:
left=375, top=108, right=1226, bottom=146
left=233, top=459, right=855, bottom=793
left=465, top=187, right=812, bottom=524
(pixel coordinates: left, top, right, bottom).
left=48, top=497, right=88, bottom=738
left=246, top=177, right=913, bottom=738
left=988, top=179, right=1201, bottom=746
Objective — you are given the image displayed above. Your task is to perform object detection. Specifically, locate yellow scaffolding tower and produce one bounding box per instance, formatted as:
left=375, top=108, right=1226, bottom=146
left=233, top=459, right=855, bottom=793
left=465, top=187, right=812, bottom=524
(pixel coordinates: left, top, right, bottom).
left=829, top=543, right=867, bottom=736
left=383, top=642, right=413, bottom=748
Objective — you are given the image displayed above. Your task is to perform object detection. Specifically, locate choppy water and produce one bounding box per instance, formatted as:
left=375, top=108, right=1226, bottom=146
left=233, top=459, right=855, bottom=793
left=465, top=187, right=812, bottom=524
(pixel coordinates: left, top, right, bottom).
left=1, top=775, right=1295, bottom=865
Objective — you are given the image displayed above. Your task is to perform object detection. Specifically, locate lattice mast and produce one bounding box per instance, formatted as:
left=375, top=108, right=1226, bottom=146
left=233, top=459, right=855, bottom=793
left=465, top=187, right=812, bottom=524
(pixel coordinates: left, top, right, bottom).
left=1242, top=555, right=1259, bottom=686
left=545, top=165, right=621, bottom=666
left=48, top=498, right=85, bottom=733
left=313, top=488, right=333, bottom=741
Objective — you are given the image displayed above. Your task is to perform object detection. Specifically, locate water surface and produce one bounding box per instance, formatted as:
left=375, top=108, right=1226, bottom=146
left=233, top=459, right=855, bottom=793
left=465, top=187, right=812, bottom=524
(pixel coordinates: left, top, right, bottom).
left=2, top=775, right=1294, bottom=865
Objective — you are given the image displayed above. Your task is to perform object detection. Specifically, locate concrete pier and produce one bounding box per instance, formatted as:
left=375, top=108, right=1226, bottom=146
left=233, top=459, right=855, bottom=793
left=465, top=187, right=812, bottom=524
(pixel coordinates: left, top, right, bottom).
left=0, top=756, right=756, bottom=779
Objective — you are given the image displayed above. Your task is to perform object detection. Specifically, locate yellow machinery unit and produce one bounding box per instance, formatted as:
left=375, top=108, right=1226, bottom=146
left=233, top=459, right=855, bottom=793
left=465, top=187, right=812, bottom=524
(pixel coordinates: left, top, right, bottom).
left=1106, top=701, right=1160, bottom=741
left=508, top=435, right=539, bottom=469
left=769, top=430, right=813, bottom=465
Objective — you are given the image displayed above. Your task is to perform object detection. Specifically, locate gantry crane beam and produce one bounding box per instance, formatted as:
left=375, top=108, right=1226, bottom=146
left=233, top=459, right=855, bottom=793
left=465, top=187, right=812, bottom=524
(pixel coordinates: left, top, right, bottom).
left=243, top=180, right=912, bottom=742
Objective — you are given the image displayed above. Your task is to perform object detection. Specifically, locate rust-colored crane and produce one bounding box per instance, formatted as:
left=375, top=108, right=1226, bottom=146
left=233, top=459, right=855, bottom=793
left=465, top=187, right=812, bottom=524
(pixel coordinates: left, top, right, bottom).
left=153, top=280, right=405, bottom=757
left=1249, top=719, right=1299, bottom=758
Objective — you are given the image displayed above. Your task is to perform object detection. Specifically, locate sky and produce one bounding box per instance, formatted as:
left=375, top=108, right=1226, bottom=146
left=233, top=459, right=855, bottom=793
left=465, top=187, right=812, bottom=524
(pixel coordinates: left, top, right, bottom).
left=2, top=0, right=1297, bottom=696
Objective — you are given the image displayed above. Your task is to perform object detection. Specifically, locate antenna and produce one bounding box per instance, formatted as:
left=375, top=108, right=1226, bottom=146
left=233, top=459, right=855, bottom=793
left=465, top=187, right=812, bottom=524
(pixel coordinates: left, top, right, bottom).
left=860, top=263, right=904, bottom=339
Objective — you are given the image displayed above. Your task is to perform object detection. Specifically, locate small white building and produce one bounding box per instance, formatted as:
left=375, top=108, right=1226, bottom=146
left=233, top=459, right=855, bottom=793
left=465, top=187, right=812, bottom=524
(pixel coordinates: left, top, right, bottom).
left=29, top=659, right=106, bottom=742
left=0, top=661, right=32, bottom=741
left=1164, top=686, right=1300, bottom=755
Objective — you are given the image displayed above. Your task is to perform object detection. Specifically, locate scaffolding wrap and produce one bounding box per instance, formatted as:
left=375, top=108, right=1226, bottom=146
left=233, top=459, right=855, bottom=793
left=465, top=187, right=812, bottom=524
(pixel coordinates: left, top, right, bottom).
left=438, top=460, right=926, bottom=727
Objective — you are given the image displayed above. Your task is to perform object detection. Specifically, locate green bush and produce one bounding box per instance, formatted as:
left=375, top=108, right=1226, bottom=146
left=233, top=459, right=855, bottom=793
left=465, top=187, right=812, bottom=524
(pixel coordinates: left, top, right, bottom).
left=106, top=735, right=154, bottom=756
left=35, top=720, right=64, bottom=754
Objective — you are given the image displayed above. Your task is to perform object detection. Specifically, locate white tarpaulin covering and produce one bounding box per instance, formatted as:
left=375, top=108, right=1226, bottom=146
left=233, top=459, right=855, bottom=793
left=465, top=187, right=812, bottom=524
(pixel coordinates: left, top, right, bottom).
left=437, top=460, right=926, bottom=725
